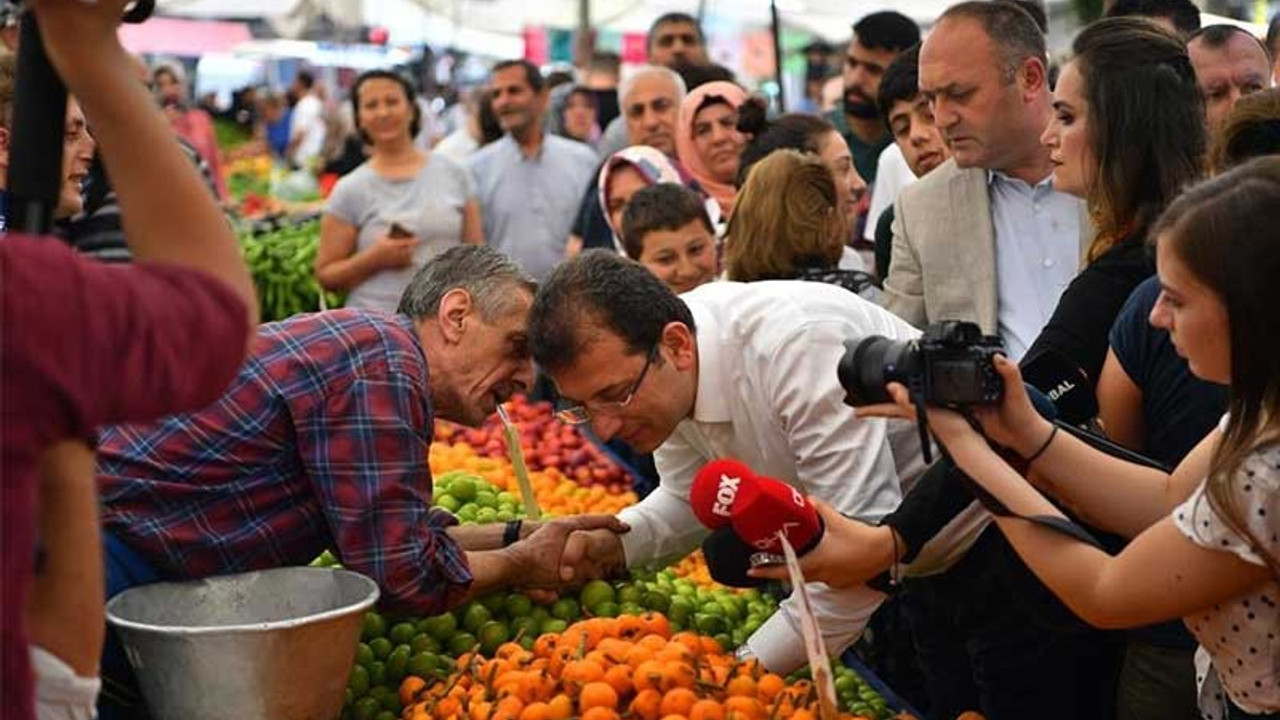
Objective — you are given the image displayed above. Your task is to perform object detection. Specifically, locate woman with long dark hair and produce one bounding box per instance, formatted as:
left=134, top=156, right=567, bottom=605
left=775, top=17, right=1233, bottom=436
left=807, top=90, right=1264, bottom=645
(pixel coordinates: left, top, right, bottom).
left=316, top=71, right=483, bottom=312
left=1023, top=17, right=1205, bottom=382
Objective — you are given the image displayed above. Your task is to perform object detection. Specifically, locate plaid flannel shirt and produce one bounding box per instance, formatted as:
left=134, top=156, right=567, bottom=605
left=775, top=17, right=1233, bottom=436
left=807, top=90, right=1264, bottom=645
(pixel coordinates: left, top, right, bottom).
left=99, top=309, right=473, bottom=615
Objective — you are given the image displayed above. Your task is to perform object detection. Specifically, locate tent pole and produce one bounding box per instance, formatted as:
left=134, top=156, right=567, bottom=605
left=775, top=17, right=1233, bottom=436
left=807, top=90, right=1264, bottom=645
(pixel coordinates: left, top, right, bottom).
left=770, top=0, right=785, bottom=111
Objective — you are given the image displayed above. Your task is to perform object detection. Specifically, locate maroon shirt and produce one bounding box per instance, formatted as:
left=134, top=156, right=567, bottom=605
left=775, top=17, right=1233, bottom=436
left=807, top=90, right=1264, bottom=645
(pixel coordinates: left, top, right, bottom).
left=0, top=237, right=249, bottom=719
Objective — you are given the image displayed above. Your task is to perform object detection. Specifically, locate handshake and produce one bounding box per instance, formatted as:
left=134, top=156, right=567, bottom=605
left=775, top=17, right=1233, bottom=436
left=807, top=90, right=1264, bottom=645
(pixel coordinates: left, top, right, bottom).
left=497, top=515, right=631, bottom=594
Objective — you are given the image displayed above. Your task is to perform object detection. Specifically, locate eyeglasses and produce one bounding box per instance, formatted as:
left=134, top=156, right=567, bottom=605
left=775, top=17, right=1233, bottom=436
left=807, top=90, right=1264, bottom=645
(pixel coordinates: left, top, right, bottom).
left=555, top=344, right=659, bottom=425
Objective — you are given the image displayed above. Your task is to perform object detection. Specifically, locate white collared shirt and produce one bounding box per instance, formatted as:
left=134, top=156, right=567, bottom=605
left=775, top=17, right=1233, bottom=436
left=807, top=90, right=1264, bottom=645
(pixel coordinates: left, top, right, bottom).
left=617, top=280, right=926, bottom=673
left=987, top=170, right=1081, bottom=361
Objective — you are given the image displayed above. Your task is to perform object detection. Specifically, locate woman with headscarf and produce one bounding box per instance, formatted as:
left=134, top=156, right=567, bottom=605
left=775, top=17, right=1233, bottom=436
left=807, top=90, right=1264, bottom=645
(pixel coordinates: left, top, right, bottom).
left=675, top=80, right=749, bottom=216
left=594, top=145, right=723, bottom=253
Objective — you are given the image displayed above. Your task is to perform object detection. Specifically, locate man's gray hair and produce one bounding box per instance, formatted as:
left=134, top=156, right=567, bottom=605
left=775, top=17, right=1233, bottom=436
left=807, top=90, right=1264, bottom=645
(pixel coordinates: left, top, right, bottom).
left=617, top=65, right=688, bottom=107
left=397, top=245, right=537, bottom=320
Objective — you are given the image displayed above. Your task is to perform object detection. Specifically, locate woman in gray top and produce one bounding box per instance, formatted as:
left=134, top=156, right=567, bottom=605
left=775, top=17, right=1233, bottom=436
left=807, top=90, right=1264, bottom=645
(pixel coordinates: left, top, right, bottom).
left=317, top=71, right=483, bottom=312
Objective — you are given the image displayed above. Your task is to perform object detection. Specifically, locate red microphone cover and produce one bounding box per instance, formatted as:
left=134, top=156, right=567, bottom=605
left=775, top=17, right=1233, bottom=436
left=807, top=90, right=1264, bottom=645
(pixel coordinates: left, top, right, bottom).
left=730, top=475, right=822, bottom=553
left=690, top=459, right=758, bottom=529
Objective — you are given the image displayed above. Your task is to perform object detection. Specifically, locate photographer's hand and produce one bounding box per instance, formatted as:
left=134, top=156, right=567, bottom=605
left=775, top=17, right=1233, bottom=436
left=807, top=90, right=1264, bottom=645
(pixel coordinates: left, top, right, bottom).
left=967, top=356, right=1055, bottom=459
left=746, top=499, right=902, bottom=590
left=854, top=382, right=987, bottom=455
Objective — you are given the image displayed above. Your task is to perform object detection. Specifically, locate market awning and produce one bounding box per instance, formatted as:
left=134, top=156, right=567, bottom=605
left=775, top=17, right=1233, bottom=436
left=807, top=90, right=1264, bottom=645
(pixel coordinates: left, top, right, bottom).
left=119, top=17, right=254, bottom=56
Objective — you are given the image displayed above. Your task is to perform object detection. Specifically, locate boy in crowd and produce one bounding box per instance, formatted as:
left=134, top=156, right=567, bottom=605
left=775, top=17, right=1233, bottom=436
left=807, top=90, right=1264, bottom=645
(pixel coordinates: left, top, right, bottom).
left=870, top=44, right=951, bottom=279
left=620, top=183, right=718, bottom=296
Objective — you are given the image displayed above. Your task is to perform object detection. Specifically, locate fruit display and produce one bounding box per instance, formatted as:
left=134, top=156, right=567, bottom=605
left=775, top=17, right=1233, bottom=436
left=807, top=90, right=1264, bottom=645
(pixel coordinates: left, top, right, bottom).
left=789, top=663, right=894, bottom=720
left=393, top=614, right=889, bottom=720
left=435, top=395, right=631, bottom=493
left=433, top=470, right=529, bottom=524
left=666, top=551, right=720, bottom=589
left=429, top=442, right=637, bottom=518
left=341, top=568, right=782, bottom=719
left=607, top=572, right=777, bottom=648
left=240, top=219, right=344, bottom=322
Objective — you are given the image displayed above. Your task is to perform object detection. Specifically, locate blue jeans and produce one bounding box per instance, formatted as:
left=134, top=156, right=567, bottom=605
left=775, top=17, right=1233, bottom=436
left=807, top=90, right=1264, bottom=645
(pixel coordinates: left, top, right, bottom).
left=99, top=532, right=161, bottom=720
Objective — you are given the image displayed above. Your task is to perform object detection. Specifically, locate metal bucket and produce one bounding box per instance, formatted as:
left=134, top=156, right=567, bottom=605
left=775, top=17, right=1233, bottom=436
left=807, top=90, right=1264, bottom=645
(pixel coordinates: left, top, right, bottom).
left=105, top=566, right=379, bottom=720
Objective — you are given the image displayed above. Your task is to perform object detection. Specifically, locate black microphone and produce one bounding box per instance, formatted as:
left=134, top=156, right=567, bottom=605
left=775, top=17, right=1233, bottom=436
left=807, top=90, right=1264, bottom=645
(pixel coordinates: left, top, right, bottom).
left=1020, top=347, right=1098, bottom=425
left=9, top=12, right=66, bottom=235
left=701, top=526, right=770, bottom=589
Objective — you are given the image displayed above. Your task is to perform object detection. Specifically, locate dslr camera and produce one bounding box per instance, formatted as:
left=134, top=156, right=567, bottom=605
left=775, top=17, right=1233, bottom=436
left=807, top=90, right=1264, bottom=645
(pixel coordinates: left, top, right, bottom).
left=839, top=321, right=1004, bottom=461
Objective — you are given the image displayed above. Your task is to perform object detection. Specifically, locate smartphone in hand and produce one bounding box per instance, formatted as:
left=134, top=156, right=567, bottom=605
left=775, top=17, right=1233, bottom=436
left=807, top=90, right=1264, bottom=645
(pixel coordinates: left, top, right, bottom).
left=387, top=222, right=414, bottom=239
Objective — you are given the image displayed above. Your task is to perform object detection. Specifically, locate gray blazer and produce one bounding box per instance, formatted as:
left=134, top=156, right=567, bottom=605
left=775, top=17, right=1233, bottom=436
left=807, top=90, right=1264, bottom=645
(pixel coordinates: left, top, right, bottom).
left=882, top=158, right=1090, bottom=333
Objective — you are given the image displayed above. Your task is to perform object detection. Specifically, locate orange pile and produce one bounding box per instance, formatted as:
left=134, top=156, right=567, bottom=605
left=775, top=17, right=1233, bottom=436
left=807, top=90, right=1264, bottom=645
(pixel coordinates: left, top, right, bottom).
left=399, top=613, right=874, bottom=720
left=429, top=442, right=637, bottom=517
left=668, top=551, right=717, bottom=589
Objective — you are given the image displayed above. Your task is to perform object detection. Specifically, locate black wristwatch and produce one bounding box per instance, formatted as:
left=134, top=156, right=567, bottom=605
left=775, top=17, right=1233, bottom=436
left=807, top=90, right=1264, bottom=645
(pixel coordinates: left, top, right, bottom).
left=502, top=519, right=524, bottom=547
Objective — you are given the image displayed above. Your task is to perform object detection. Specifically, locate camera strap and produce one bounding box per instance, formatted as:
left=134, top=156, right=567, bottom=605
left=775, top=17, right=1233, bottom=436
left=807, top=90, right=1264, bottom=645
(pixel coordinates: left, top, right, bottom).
left=947, top=413, right=1105, bottom=551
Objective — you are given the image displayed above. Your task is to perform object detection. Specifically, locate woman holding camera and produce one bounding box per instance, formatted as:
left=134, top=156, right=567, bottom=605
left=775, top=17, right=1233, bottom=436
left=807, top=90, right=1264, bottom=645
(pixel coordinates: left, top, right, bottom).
left=863, top=156, right=1280, bottom=720
left=763, top=159, right=1280, bottom=720
left=758, top=19, right=1233, bottom=720
left=317, top=70, right=482, bottom=313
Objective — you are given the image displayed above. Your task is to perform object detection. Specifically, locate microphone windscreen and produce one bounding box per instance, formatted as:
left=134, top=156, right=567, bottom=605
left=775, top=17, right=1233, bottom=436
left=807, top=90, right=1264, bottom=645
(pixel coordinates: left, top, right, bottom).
left=731, top=476, right=823, bottom=553
left=690, top=459, right=757, bottom=529
left=1020, top=348, right=1098, bottom=424
left=702, top=526, right=768, bottom=588
left=1024, top=384, right=1059, bottom=422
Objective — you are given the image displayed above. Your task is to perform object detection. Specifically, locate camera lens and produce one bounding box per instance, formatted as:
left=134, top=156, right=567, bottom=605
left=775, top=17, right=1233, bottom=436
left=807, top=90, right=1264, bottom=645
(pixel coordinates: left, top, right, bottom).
left=838, top=336, right=916, bottom=405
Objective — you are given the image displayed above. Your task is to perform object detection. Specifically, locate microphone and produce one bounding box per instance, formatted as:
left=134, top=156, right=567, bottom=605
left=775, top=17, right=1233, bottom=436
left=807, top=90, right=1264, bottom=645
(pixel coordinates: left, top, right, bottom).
left=729, top=474, right=824, bottom=555
left=701, top=526, right=769, bottom=588
left=1020, top=347, right=1098, bottom=425
left=689, top=459, right=825, bottom=588
left=689, top=459, right=758, bottom=529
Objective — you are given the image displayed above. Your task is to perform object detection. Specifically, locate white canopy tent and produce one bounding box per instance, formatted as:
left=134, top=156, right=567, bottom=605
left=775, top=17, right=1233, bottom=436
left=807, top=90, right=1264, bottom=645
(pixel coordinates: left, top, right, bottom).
left=153, top=0, right=1272, bottom=67
left=154, top=0, right=964, bottom=49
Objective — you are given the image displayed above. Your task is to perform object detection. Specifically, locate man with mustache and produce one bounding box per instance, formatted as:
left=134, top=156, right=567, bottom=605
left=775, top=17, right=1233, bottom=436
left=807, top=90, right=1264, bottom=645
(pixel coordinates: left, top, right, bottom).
left=471, top=60, right=598, bottom=281
left=826, top=11, right=920, bottom=187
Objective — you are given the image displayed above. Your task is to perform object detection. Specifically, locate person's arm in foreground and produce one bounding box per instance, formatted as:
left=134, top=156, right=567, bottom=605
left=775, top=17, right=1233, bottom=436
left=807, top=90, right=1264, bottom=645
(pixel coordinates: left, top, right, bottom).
left=27, top=441, right=102, bottom=677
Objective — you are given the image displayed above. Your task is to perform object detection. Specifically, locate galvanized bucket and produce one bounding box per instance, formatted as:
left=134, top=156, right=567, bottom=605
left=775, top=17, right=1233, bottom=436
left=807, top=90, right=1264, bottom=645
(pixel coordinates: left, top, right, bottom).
left=105, top=566, right=379, bottom=720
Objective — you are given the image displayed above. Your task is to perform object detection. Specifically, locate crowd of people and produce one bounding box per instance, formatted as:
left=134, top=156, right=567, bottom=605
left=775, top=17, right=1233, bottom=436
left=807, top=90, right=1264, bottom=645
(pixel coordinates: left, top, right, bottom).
left=4, top=0, right=1280, bottom=719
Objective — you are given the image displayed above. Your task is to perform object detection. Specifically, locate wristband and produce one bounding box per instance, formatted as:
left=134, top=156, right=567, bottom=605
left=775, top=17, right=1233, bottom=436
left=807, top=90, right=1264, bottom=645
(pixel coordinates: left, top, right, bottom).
left=502, top=519, right=523, bottom=548
left=1025, top=424, right=1059, bottom=465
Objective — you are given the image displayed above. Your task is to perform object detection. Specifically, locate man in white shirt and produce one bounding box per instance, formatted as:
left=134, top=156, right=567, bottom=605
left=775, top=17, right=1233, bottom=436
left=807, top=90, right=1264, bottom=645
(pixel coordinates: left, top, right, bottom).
left=527, top=250, right=925, bottom=673
left=287, top=71, right=327, bottom=171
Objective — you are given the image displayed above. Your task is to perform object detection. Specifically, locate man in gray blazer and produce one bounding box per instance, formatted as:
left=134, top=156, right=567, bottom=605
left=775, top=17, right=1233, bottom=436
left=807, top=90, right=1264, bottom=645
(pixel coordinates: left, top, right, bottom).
left=884, top=1, right=1088, bottom=362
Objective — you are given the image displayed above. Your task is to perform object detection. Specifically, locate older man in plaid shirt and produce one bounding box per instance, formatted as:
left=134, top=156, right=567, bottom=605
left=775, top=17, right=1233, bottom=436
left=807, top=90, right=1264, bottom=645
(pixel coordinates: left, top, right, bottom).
left=94, top=246, right=625, bottom=718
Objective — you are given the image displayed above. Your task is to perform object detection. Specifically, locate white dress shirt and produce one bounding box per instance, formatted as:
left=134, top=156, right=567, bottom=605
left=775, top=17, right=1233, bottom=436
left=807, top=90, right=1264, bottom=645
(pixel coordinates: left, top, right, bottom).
left=988, top=171, right=1081, bottom=360
left=864, top=144, right=916, bottom=242
left=289, top=93, right=327, bottom=169
left=617, top=280, right=926, bottom=673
